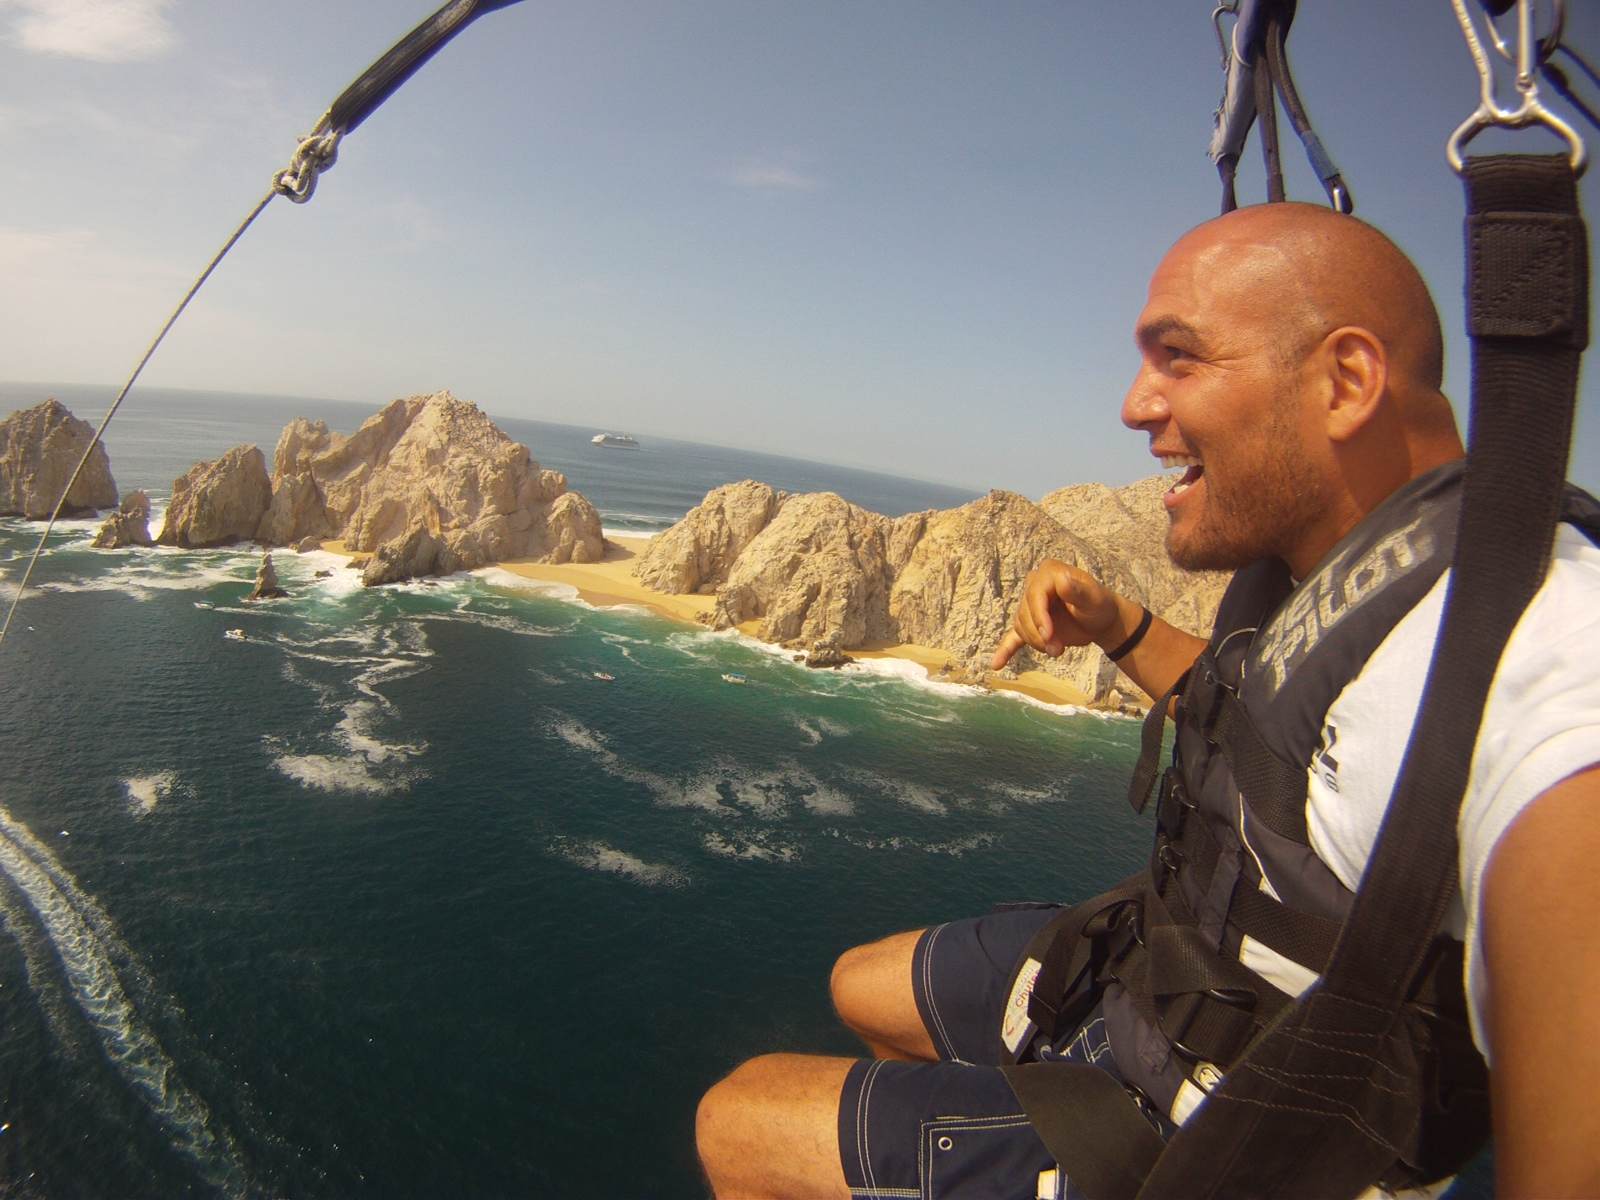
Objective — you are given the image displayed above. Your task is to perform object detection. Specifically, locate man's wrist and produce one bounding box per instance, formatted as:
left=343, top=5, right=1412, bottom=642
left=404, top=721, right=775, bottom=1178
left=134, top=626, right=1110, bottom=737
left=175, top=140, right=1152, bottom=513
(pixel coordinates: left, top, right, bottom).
left=1095, top=596, right=1142, bottom=657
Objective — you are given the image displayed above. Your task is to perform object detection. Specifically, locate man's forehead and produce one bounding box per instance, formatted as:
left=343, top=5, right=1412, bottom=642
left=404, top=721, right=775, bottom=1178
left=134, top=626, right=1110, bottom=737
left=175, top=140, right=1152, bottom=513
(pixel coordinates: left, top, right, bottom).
left=1137, top=232, right=1295, bottom=335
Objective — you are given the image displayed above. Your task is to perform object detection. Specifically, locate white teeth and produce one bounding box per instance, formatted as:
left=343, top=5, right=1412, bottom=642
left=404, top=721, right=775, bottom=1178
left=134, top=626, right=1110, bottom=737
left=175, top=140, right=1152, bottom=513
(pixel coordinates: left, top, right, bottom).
left=1159, top=454, right=1201, bottom=470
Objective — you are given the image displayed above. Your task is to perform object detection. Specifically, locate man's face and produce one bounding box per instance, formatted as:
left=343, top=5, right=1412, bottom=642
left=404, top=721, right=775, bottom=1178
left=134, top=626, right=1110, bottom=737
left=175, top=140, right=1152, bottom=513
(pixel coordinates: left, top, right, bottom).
left=1121, top=233, right=1325, bottom=572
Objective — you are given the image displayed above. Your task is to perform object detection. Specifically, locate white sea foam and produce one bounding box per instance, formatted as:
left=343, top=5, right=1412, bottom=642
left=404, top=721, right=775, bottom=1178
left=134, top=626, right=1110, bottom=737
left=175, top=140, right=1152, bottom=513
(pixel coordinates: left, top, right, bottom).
left=263, top=626, right=430, bottom=796
left=839, top=767, right=948, bottom=816
left=991, top=687, right=1130, bottom=720
left=546, top=719, right=732, bottom=812
left=800, top=780, right=856, bottom=816
left=985, top=782, right=1061, bottom=807
left=839, top=830, right=997, bottom=857
left=702, top=831, right=801, bottom=863
left=0, top=808, right=247, bottom=1190
left=473, top=567, right=582, bottom=603
left=269, top=751, right=401, bottom=796
left=600, top=524, right=665, bottom=541
left=552, top=839, right=688, bottom=887
left=123, top=772, right=177, bottom=816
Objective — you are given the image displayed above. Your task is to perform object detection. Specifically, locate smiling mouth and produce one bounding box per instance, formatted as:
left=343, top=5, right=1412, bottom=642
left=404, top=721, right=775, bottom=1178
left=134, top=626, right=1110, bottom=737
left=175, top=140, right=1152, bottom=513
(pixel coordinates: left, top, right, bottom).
left=1160, top=453, right=1204, bottom=497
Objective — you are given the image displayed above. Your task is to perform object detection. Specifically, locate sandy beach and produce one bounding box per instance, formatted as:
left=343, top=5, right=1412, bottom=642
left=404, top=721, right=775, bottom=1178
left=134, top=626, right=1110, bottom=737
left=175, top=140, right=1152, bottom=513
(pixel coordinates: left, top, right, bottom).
left=497, top=536, right=1094, bottom=709
left=319, top=534, right=1095, bottom=710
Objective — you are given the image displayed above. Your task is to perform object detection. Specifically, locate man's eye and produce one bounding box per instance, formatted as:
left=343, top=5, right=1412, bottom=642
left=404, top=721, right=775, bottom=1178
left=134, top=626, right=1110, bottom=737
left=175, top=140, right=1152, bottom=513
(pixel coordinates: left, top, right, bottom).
left=1165, top=345, right=1191, bottom=362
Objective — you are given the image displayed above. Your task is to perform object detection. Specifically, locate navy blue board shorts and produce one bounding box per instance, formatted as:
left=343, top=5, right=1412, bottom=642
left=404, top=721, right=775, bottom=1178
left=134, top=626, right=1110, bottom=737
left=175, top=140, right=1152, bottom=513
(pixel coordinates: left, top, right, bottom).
left=836, top=906, right=1150, bottom=1200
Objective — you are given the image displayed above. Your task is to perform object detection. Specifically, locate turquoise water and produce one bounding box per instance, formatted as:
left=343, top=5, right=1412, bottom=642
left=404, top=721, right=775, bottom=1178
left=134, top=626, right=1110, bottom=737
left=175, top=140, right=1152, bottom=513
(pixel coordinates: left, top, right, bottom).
left=0, top=385, right=1156, bottom=1197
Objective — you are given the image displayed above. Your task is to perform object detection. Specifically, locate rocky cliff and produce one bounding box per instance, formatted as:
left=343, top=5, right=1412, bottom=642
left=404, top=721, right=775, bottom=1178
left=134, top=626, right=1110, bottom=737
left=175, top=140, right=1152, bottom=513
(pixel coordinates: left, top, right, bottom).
left=153, top=390, right=604, bottom=583
left=92, top=490, right=155, bottom=549
left=637, top=475, right=1228, bottom=709
left=0, top=399, right=118, bottom=518
left=157, top=446, right=273, bottom=548
left=260, top=391, right=603, bottom=584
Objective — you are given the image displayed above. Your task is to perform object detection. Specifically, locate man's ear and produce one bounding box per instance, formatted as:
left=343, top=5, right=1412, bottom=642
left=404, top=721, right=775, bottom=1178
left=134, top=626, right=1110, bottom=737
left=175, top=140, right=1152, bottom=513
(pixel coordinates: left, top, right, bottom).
left=1320, top=326, right=1387, bottom=443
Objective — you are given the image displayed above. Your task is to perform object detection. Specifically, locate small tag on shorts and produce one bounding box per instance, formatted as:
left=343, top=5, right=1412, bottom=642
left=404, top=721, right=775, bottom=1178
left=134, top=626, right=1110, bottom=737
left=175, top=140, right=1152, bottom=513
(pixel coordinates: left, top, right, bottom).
left=1036, top=1167, right=1061, bottom=1199
left=1001, top=955, right=1043, bottom=1054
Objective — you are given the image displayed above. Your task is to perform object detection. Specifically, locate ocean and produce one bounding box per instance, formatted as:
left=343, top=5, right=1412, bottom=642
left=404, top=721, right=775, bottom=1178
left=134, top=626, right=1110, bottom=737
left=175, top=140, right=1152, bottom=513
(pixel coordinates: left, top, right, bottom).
left=0, top=385, right=1484, bottom=1198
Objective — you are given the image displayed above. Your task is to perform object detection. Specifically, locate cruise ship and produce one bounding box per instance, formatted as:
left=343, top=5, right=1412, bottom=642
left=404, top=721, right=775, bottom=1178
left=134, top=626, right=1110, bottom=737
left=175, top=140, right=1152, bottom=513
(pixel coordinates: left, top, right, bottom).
left=591, top=432, right=640, bottom=449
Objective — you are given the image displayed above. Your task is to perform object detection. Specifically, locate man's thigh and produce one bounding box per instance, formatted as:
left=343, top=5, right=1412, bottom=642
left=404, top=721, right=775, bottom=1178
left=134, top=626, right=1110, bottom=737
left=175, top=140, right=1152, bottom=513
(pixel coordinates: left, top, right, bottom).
left=837, top=1013, right=1123, bottom=1200
left=911, top=906, right=1060, bottom=1065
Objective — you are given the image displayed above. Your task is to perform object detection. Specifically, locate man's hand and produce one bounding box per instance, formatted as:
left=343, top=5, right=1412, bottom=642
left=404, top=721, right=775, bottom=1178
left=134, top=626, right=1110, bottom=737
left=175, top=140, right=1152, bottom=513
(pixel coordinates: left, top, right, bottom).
left=990, top=558, right=1207, bottom=707
left=991, top=559, right=1122, bottom=669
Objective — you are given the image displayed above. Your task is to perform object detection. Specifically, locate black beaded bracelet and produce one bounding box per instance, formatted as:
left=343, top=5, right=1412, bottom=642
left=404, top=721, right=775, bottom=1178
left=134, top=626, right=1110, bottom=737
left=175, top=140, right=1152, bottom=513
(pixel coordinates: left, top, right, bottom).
left=1105, top=606, right=1153, bottom=662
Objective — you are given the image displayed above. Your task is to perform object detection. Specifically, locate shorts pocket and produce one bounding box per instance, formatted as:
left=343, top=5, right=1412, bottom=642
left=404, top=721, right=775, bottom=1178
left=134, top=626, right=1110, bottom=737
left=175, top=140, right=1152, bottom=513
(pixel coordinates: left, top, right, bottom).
left=920, top=1113, right=1057, bottom=1200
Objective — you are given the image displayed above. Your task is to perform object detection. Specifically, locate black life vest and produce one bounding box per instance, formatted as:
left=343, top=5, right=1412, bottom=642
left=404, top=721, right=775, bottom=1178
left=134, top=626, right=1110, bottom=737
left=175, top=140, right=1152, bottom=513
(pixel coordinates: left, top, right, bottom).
left=999, top=461, right=1600, bottom=1197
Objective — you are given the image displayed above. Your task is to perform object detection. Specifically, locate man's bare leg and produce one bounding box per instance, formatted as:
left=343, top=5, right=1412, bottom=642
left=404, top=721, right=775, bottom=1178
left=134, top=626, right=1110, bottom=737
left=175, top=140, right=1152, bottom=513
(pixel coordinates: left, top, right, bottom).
left=696, top=1054, right=855, bottom=1199
left=829, top=928, right=937, bottom=1061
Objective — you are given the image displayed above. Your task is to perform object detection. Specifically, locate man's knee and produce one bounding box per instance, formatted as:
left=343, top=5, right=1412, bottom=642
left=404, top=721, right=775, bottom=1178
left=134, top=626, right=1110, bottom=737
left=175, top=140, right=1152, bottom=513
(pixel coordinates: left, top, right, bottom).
left=830, top=931, right=916, bottom=1028
left=696, top=1054, right=854, bottom=1200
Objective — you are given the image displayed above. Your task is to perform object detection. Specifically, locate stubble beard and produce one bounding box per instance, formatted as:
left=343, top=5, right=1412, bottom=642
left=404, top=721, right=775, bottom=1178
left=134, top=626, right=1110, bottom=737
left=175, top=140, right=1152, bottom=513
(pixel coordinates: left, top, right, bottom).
left=1165, top=407, right=1321, bottom=572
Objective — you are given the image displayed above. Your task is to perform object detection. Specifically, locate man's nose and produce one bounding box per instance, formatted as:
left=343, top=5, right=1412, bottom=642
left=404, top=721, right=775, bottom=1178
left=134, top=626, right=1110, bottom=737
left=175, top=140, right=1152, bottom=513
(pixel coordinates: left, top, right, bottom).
left=1121, top=367, right=1168, bottom=430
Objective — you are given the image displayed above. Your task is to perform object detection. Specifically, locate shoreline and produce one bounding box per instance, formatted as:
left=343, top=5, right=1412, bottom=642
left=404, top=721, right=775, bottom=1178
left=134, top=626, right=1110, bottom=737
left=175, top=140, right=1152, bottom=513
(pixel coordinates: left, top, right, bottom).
left=316, top=534, right=1098, bottom=711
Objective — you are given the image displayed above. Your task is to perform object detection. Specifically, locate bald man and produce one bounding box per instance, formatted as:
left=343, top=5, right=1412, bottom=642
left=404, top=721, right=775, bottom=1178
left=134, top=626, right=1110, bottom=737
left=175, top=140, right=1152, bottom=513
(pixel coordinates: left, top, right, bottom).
left=695, top=205, right=1600, bottom=1198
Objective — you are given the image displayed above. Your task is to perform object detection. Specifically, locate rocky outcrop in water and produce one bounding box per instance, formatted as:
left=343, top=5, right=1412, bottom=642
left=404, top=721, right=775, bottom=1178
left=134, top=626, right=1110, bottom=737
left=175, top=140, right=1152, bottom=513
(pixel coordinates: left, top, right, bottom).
left=639, top=476, right=1227, bottom=709
left=157, top=446, right=273, bottom=548
left=247, top=551, right=288, bottom=601
left=255, top=391, right=603, bottom=583
left=0, top=399, right=118, bottom=518
left=92, top=490, right=154, bottom=549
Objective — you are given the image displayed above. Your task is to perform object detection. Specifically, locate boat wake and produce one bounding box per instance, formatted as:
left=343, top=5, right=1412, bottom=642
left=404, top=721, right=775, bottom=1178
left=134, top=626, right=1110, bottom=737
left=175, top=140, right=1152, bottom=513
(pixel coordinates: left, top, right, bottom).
left=0, top=807, right=251, bottom=1194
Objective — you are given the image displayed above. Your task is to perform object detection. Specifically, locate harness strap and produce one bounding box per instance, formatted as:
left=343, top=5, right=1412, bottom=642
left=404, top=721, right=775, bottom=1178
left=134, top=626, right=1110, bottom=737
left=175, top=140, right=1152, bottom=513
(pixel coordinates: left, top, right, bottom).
left=1003, top=1062, right=1165, bottom=1200
left=1017, top=874, right=1149, bottom=1051
left=1128, top=674, right=1187, bottom=814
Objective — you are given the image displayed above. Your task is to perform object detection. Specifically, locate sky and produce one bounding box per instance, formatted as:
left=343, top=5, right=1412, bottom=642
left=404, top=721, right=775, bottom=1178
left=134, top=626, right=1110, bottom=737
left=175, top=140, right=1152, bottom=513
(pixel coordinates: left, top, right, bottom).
left=3, top=0, right=1599, bottom=497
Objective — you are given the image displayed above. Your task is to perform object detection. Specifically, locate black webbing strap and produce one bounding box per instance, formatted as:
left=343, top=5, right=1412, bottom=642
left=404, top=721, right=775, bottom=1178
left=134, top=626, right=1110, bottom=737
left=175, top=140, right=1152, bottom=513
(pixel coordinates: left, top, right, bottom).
left=1134, top=152, right=1587, bottom=1200
left=1021, top=874, right=1148, bottom=1045
left=1128, top=673, right=1187, bottom=814
left=327, top=0, right=526, bottom=135
left=1005, top=1062, right=1165, bottom=1199
left=1324, top=154, right=1586, bottom=1004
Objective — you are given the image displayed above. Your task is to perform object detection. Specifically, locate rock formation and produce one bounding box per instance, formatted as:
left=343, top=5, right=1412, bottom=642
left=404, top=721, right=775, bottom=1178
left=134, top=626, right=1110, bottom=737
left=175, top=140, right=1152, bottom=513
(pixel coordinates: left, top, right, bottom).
left=1040, top=475, right=1230, bottom=639
left=638, top=475, right=1229, bottom=710
left=634, top=481, right=785, bottom=594
left=157, top=445, right=273, bottom=548
left=92, top=490, right=154, bottom=549
left=0, top=399, right=118, bottom=518
left=801, top=631, right=854, bottom=669
left=252, top=391, right=603, bottom=583
left=712, top=492, right=895, bottom=646
left=247, top=552, right=288, bottom=601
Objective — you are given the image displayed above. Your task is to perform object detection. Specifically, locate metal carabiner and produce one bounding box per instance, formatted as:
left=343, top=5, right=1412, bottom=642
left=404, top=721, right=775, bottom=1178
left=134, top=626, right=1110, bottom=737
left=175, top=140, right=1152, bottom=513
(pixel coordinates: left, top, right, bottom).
left=1211, top=2, right=1239, bottom=70
left=1446, top=0, right=1585, bottom=174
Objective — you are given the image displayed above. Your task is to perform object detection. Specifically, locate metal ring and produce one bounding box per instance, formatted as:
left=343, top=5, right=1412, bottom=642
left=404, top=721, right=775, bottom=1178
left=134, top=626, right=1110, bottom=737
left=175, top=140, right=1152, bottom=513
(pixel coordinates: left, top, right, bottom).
left=1446, top=103, right=1587, bottom=174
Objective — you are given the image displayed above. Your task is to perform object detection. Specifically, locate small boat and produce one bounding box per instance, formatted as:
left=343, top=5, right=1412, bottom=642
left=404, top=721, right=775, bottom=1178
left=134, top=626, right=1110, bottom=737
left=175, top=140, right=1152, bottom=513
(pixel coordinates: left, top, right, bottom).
left=224, top=628, right=248, bottom=640
left=592, top=671, right=615, bottom=681
left=193, top=601, right=213, bottom=609
left=721, top=672, right=748, bottom=685
left=590, top=432, right=640, bottom=449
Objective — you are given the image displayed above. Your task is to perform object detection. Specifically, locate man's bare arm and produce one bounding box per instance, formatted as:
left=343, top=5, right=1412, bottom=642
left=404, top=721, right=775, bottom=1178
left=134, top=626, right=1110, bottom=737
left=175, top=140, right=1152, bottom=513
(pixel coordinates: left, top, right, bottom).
left=990, top=558, right=1206, bottom=705
left=1481, top=764, right=1600, bottom=1198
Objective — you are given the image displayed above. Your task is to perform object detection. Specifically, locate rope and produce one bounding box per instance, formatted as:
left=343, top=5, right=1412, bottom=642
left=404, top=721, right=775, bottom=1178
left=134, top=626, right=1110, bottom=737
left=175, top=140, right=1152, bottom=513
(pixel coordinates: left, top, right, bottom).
left=0, top=189, right=279, bottom=653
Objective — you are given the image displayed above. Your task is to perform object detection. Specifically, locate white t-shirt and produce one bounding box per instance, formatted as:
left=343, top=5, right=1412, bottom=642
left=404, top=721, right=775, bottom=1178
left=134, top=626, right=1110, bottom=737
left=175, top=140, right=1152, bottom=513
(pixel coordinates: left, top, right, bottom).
left=1302, top=523, right=1600, bottom=1059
